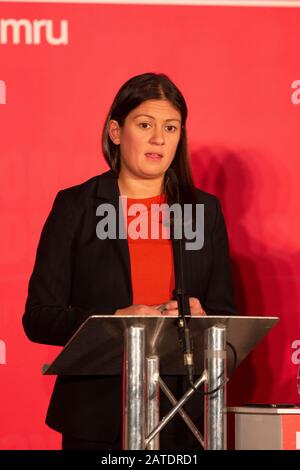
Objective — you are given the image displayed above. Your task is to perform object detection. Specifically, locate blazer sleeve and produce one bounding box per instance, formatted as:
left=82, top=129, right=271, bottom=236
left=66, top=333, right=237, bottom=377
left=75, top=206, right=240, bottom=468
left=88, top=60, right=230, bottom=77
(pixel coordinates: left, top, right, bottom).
left=204, top=198, right=237, bottom=315
left=22, top=190, right=114, bottom=347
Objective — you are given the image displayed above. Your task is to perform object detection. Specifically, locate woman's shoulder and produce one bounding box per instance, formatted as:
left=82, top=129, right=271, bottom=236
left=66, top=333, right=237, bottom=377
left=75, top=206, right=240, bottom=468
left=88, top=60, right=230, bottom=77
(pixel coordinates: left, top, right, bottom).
left=47, top=170, right=115, bottom=223
left=55, top=170, right=114, bottom=203
left=193, top=187, right=225, bottom=230
left=194, top=187, right=220, bottom=206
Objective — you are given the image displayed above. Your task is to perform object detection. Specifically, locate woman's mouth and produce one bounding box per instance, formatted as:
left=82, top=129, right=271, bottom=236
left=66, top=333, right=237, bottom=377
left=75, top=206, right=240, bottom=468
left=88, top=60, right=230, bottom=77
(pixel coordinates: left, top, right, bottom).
left=145, top=153, right=163, bottom=160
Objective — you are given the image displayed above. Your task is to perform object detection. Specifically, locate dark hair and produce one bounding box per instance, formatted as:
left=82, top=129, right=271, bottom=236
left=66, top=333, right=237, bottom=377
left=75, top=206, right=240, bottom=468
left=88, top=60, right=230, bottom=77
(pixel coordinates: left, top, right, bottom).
left=101, top=72, right=197, bottom=205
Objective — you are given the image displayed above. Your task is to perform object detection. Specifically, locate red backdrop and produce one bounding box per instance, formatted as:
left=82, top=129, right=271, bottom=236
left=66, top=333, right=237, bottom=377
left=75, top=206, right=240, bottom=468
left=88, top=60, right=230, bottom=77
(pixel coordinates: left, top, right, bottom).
left=1, top=1, right=300, bottom=449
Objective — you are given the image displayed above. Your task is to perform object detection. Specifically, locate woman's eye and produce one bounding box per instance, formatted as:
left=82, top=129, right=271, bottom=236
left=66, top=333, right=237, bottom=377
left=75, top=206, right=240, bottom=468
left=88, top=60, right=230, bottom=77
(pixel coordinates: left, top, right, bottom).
left=166, top=125, right=177, bottom=132
left=139, top=122, right=151, bottom=129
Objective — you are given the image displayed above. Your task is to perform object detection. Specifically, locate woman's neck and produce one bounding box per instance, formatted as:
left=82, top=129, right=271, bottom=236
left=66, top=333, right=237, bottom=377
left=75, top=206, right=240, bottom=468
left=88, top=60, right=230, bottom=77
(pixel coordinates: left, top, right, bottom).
left=118, top=174, right=164, bottom=198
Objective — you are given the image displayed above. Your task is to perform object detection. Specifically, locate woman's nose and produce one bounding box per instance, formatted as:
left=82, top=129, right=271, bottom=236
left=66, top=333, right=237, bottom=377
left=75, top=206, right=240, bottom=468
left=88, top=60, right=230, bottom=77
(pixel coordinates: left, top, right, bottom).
left=149, top=126, right=165, bottom=145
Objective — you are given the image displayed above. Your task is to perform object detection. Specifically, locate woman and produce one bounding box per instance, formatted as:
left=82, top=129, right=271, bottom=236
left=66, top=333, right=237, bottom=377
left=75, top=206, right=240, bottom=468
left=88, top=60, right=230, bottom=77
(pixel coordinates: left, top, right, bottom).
left=23, top=72, right=236, bottom=450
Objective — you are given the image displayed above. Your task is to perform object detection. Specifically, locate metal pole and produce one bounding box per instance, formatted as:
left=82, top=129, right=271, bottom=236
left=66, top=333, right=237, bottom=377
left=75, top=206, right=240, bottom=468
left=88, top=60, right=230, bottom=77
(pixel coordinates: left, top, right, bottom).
left=204, top=324, right=227, bottom=450
left=124, top=326, right=145, bottom=450
left=146, top=356, right=160, bottom=450
left=159, top=377, right=205, bottom=448
left=145, top=372, right=207, bottom=446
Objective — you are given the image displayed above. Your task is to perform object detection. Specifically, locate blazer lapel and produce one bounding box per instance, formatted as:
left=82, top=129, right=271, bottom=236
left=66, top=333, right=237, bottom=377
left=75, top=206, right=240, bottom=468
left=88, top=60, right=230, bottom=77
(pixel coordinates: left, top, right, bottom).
left=95, top=170, right=132, bottom=300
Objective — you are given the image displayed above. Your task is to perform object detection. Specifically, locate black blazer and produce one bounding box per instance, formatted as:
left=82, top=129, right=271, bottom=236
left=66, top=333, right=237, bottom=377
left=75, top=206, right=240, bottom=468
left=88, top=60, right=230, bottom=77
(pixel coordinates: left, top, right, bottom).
left=23, top=169, right=236, bottom=443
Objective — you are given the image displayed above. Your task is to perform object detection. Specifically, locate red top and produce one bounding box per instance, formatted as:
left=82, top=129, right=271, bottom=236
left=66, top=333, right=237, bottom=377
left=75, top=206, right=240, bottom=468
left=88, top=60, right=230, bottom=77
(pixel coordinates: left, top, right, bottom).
left=122, top=193, right=175, bottom=305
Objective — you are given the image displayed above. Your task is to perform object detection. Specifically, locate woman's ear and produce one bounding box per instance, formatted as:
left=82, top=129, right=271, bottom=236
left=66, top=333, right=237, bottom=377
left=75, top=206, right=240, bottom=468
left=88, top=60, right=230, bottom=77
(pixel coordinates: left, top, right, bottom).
left=108, top=119, right=121, bottom=145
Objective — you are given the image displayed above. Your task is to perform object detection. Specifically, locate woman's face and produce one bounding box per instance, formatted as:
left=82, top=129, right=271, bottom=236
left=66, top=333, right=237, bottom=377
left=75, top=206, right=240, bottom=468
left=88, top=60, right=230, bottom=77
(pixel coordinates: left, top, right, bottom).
left=109, top=99, right=182, bottom=180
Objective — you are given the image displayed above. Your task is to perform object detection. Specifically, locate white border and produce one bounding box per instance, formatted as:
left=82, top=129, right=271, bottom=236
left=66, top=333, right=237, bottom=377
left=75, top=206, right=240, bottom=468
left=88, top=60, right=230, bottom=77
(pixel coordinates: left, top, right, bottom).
left=1, top=0, right=300, bottom=7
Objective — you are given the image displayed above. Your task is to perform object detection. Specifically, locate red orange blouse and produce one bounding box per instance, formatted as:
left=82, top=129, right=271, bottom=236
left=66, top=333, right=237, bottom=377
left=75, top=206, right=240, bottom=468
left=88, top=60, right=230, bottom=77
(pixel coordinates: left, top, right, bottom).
left=122, top=194, right=175, bottom=305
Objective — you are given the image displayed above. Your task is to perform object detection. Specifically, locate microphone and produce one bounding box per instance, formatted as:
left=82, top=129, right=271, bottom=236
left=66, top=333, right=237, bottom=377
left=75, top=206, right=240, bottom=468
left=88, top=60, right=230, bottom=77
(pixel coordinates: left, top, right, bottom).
left=167, top=168, right=194, bottom=386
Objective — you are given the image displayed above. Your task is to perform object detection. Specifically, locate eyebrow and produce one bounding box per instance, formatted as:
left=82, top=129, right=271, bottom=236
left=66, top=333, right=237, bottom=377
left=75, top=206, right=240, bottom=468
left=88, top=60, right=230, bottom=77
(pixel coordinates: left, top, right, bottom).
left=133, top=113, right=181, bottom=123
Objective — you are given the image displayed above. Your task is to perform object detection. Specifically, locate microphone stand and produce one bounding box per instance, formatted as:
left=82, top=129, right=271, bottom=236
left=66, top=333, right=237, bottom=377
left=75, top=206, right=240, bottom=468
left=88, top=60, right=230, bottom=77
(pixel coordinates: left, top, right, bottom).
left=173, top=240, right=194, bottom=387
left=168, top=169, right=194, bottom=386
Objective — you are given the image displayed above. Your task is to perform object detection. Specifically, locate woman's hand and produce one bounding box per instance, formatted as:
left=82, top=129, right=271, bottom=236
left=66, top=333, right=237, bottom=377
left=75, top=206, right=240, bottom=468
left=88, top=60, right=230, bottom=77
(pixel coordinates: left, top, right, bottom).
left=159, top=297, right=206, bottom=316
left=115, top=298, right=206, bottom=316
left=115, top=304, right=162, bottom=316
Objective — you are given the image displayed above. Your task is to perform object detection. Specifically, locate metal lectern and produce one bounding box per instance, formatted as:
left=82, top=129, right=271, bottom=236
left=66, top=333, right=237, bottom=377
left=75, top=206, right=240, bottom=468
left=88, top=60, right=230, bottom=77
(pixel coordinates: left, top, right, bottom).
left=44, top=315, right=278, bottom=450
